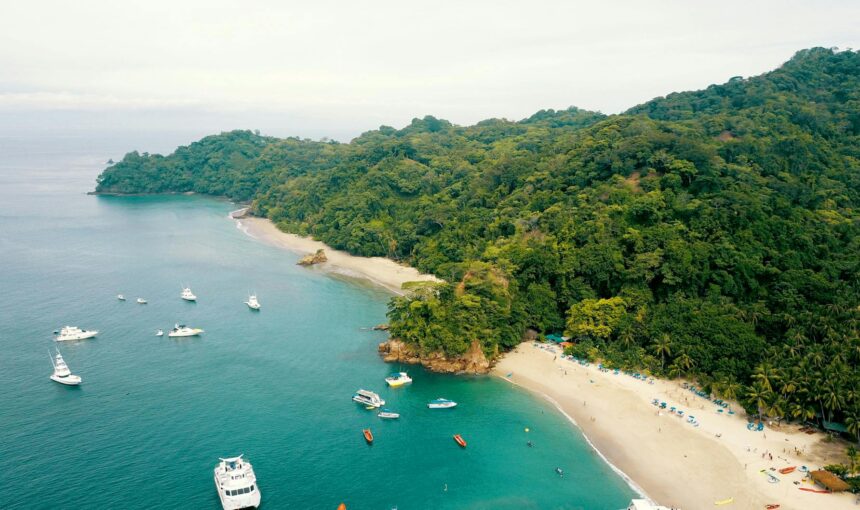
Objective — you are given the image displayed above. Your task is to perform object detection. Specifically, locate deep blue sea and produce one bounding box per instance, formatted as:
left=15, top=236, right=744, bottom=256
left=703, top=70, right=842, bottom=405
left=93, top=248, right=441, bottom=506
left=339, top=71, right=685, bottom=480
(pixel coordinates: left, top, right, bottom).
left=0, top=132, right=635, bottom=509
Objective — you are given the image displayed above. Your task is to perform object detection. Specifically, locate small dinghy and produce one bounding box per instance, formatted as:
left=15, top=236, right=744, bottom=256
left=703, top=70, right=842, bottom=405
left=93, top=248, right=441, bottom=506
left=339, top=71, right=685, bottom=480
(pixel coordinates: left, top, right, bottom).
left=779, top=466, right=796, bottom=474
left=555, top=467, right=564, bottom=477
left=363, top=429, right=373, bottom=444
left=137, top=297, right=147, bottom=304
left=117, top=294, right=126, bottom=301
left=156, top=329, right=164, bottom=337
left=453, top=434, right=466, bottom=448
left=378, top=409, right=400, bottom=419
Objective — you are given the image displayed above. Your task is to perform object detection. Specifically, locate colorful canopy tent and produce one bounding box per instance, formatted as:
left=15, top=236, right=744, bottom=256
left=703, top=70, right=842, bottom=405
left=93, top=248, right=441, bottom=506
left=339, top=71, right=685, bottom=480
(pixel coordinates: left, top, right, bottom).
left=810, top=470, right=850, bottom=492
left=545, top=334, right=569, bottom=343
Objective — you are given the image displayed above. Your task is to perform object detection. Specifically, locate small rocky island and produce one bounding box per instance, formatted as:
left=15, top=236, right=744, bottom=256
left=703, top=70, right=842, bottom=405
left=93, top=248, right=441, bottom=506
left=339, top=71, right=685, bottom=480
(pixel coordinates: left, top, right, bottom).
left=378, top=338, right=491, bottom=374
left=297, top=249, right=327, bottom=266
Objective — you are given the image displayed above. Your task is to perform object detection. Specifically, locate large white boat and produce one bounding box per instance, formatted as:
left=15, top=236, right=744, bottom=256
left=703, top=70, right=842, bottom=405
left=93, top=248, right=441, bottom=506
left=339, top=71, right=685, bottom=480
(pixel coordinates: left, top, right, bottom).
left=427, top=398, right=457, bottom=409
left=181, top=287, right=197, bottom=301
left=49, top=349, right=81, bottom=385
left=385, top=371, right=412, bottom=387
left=245, top=294, right=260, bottom=310
left=55, top=326, right=98, bottom=342
left=168, top=324, right=204, bottom=337
left=213, top=455, right=261, bottom=510
left=352, top=389, right=385, bottom=408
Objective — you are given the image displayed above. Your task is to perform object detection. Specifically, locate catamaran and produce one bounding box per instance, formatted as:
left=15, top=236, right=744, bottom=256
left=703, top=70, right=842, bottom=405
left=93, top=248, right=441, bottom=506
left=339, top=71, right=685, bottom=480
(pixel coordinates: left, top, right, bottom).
left=385, top=371, right=412, bottom=387
left=49, top=349, right=81, bottom=385
left=55, top=326, right=98, bottom=342
left=352, top=389, right=385, bottom=408
left=213, top=455, right=261, bottom=510
left=245, top=294, right=260, bottom=310
left=168, top=324, right=204, bottom=337
left=181, top=287, right=197, bottom=301
left=427, top=398, right=457, bottom=409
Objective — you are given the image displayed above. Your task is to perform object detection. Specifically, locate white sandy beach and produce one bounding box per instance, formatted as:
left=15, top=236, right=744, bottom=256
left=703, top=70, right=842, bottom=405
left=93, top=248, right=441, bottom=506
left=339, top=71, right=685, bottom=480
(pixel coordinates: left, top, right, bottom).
left=235, top=215, right=441, bottom=294
left=494, top=344, right=854, bottom=510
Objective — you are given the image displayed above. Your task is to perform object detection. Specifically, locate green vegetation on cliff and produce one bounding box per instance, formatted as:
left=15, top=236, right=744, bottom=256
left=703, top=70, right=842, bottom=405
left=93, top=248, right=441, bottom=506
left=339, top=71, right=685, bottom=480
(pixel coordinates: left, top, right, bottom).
left=97, top=48, right=860, bottom=430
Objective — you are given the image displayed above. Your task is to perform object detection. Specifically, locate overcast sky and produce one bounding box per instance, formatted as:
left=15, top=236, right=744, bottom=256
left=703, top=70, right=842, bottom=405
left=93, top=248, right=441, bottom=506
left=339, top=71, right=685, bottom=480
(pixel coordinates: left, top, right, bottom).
left=1, top=1, right=858, bottom=141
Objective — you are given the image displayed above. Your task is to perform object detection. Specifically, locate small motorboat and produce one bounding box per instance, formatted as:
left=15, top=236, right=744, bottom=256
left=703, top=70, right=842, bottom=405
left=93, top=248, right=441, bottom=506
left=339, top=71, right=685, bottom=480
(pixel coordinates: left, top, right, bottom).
left=555, top=467, right=563, bottom=477
left=778, top=466, right=796, bottom=474
left=363, top=429, right=373, bottom=444
left=156, top=329, right=164, bottom=337
left=453, top=434, right=466, bottom=448
left=385, top=371, right=412, bottom=387
left=137, top=297, right=147, bottom=304
left=378, top=409, right=400, bottom=419
left=427, top=398, right=457, bottom=409
left=117, top=294, right=126, bottom=301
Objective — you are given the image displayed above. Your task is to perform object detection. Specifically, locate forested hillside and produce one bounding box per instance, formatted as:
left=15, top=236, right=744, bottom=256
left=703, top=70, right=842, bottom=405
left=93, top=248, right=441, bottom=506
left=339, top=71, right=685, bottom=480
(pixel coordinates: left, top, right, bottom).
left=96, top=48, right=860, bottom=430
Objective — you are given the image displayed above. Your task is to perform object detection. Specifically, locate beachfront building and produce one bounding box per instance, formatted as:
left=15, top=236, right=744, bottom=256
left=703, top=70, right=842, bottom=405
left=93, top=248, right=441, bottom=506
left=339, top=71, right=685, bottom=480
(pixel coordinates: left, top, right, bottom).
left=810, top=470, right=850, bottom=492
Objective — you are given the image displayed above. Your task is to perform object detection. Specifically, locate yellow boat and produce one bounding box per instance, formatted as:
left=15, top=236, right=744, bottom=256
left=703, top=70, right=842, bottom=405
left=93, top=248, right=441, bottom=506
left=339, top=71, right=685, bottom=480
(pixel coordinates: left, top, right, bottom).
left=714, top=497, right=734, bottom=506
left=385, top=371, right=413, bottom=387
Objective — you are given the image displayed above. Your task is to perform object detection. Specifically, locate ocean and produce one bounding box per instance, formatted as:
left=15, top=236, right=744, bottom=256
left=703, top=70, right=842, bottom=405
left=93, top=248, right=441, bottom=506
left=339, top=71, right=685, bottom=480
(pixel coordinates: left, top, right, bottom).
left=0, top=132, right=635, bottom=509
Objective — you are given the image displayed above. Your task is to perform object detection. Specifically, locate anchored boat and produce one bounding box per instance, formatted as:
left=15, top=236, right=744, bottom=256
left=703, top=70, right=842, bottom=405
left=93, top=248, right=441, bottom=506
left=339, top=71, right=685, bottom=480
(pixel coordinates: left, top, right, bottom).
left=55, top=326, right=98, bottom=342
left=49, top=349, right=81, bottom=385
left=363, top=429, right=374, bottom=444
left=378, top=409, right=400, bottom=419
left=181, top=286, right=197, bottom=301
left=385, top=371, right=412, bottom=387
left=168, top=324, right=204, bottom=337
left=353, top=389, right=385, bottom=408
left=427, top=398, right=457, bottom=409
left=453, top=434, right=466, bottom=448
left=213, top=455, right=260, bottom=510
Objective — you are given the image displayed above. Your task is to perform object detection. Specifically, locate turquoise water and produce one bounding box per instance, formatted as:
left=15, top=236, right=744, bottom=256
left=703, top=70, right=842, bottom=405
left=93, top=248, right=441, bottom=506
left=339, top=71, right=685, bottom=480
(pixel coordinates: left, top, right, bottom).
left=0, top=134, right=636, bottom=509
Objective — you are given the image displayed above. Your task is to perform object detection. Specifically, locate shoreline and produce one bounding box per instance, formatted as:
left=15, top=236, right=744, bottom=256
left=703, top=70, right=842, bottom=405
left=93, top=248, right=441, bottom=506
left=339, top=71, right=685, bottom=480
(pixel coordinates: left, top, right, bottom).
left=231, top=212, right=440, bottom=295
left=493, top=343, right=854, bottom=510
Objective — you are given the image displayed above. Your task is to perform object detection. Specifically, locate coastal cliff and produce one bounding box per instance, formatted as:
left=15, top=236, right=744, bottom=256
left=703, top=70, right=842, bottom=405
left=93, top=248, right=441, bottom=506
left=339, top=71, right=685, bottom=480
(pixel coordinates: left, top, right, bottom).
left=378, top=338, right=491, bottom=374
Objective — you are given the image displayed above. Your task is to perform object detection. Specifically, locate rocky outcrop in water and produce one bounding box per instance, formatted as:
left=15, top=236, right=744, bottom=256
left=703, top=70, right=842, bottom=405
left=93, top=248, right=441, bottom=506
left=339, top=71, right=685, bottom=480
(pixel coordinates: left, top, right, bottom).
left=378, top=338, right=491, bottom=374
left=297, top=249, right=327, bottom=266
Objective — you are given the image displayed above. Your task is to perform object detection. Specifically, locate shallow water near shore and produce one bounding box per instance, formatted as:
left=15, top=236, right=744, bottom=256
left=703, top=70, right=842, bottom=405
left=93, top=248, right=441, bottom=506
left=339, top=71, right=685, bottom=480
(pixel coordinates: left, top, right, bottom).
left=0, top=133, right=635, bottom=509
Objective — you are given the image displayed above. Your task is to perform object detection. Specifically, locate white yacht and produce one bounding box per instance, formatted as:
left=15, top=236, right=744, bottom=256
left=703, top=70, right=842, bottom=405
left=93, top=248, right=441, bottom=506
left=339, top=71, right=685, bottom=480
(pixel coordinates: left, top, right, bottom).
left=181, top=287, right=197, bottom=301
left=49, top=349, right=81, bottom=385
left=168, top=324, right=204, bottom=337
left=156, top=329, right=164, bottom=337
left=117, top=294, right=126, bottom=301
left=427, top=398, right=457, bottom=409
left=378, top=409, right=400, bottom=419
left=137, top=297, right=147, bottom=304
left=245, top=294, right=260, bottom=310
left=55, top=326, right=98, bottom=342
left=352, top=389, right=385, bottom=408
left=213, top=455, right=261, bottom=510
left=385, top=371, right=412, bottom=387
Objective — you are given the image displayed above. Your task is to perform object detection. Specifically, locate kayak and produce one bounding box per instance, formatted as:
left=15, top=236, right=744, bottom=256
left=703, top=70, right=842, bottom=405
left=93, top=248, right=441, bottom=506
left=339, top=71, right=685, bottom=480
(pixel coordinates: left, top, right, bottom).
left=799, top=488, right=829, bottom=493
left=363, top=429, right=373, bottom=444
left=714, top=497, right=733, bottom=505
left=766, top=505, right=780, bottom=509
left=453, top=434, right=467, bottom=448
left=779, top=466, right=796, bottom=474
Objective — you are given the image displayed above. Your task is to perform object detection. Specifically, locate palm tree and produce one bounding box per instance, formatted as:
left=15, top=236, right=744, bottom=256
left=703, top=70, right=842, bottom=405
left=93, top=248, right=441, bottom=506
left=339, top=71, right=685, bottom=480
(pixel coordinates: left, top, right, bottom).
left=847, top=446, right=858, bottom=474
left=651, top=334, right=672, bottom=372
left=745, top=383, right=772, bottom=422
left=752, top=362, right=781, bottom=392
left=846, top=410, right=860, bottom=444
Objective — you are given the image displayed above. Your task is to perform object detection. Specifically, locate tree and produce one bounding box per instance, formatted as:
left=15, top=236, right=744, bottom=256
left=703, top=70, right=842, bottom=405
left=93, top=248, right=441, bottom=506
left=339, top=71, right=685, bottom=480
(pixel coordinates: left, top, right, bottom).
left=565, top=297, right=627, bottom=341
left=651, top=334, right=673, bottom=372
